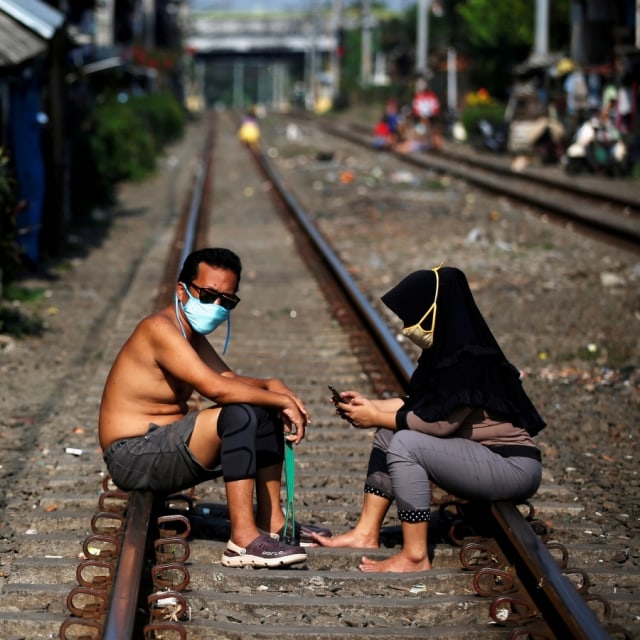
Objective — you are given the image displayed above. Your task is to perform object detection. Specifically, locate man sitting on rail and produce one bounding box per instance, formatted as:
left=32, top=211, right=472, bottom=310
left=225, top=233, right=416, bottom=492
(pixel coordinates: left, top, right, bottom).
left=99, top=247, right=329, bottom=567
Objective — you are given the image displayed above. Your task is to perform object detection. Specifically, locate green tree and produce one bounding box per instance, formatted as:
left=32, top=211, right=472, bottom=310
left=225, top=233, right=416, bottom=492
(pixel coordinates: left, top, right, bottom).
left=455, top=0, right=570, bottom=99
left=457, top=0, right=535, bottom=50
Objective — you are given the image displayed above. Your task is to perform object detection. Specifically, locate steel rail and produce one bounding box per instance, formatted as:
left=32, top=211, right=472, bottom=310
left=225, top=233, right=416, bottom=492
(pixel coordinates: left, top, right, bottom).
left=253, top=141, right=612, bottom=639
left=344, top=118, right=639, bottom=213
left=255, top=146, right=414, bottom=385
left=102, top=491, right=155, bottom=639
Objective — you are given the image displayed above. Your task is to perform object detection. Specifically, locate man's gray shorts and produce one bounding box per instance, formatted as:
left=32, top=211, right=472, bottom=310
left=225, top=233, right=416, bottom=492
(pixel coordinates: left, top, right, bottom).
left=103, top=412, right=222, bottom=493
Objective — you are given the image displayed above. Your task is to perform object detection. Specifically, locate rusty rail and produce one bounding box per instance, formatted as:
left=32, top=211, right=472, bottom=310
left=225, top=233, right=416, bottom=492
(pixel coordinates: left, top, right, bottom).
left=102, top=491, right=155, bottom=639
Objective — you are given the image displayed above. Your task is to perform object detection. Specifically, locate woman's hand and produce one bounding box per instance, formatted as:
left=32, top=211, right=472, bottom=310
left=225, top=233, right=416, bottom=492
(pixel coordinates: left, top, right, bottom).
left=334, top=391, right=380, bottom=429
left=333, top=391, right=401, bottom=431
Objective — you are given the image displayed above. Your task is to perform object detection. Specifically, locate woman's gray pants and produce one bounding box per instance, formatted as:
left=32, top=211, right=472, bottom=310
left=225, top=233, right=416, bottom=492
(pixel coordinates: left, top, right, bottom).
left=367, top=428, right=542, bottom=516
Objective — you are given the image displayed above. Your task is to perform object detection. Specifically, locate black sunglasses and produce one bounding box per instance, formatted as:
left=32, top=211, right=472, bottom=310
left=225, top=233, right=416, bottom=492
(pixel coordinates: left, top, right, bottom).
left=190, top=283, right=240, bottom=309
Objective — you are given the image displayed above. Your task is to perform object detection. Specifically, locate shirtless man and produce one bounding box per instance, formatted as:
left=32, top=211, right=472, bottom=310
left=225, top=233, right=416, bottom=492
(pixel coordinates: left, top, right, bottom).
left=100, top=247, right=322, bottom=567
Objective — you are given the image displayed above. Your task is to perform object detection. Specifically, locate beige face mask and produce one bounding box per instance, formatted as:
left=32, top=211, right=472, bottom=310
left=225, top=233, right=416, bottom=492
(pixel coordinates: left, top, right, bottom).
left=401, top=265, right=442, bottom=350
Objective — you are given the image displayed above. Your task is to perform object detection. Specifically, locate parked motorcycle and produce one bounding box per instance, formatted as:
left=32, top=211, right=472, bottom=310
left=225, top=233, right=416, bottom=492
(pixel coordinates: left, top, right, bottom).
left=474, top=119, right=508, bottom=153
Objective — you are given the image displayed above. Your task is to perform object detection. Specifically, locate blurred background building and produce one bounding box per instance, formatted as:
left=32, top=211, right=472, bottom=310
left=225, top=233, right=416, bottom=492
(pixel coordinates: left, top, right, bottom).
left=0, top=0, right=637, bottom=273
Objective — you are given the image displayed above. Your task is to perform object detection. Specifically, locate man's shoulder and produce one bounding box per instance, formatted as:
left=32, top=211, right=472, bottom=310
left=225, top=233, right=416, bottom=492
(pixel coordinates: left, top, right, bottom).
left=132, top=309, right=179, bottom=342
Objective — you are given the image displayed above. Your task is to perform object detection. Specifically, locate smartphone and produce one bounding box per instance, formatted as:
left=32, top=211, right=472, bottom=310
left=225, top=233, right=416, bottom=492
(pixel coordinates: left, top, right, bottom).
left=328, top=384, right=343, bottom=404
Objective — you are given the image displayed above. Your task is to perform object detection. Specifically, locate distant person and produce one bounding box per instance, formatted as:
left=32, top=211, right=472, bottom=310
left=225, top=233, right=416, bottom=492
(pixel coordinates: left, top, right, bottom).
left=238, top=108, right=261, bottom=146
left=564, top=69, right=589, bottom=130
left=100, top=247, right=330, bottom=568
left=383, top=97, right=402, bottom=140
left=372, top=116, right=394, bottom=149
left=409, top=78, right=442, bottom=152
left=393, top=115, right=442, bottom=154
left=412, top=78, right=440, bottom=122
left=313, top=266, right=545, bottom=573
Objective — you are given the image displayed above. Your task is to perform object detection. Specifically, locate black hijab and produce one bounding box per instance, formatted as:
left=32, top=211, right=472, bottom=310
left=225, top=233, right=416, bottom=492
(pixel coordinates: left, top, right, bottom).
left=381, top=266, right=546, bottom=436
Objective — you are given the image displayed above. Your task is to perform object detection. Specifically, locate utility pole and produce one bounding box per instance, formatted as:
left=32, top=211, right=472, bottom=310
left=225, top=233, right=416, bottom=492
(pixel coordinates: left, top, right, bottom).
left=533, top=0, right=549, bottom=61
left=570, top=0, right=586, bottom=65
left=416, top=0, right=432, bottom=76
left=143, top=0, right=156, bottom=48
left=331, top=0, right=343, bottom=100
left=360, top=0, right=372, bottom=85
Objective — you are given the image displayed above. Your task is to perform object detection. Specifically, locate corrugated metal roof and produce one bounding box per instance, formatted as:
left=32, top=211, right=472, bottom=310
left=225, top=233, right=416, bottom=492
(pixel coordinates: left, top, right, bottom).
left=0, top=0, right=64, bottom=40
left=0, top=11, right=46, bottom=66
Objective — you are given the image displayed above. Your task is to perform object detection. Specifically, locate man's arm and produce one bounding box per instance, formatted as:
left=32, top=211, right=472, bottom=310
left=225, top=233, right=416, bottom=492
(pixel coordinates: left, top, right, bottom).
left=148, top=315, right=309, bottom=438
left=194, top=331, right=309, bottom=422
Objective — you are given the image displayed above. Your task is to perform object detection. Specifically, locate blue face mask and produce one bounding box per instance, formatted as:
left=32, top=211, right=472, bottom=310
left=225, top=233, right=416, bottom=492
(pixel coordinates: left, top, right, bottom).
left=175, top=285, right=231, bottom=352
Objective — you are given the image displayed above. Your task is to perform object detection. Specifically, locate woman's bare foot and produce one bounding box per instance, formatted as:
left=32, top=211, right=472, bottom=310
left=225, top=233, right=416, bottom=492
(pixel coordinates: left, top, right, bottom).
left=310, top=528, right=378, bottom=549
left=358, top=552, right=432, bottom=573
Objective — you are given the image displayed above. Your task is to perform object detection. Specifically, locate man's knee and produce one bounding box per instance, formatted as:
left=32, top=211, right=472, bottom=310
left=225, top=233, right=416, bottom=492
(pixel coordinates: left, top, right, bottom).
left=217, top=404, right=257, bottom=438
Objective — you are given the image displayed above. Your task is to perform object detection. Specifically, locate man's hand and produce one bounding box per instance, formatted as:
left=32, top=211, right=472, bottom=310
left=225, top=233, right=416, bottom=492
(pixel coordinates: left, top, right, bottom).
left=267, top=378, right=311, bottom=428
left=281, top=402, right=308, bottom=445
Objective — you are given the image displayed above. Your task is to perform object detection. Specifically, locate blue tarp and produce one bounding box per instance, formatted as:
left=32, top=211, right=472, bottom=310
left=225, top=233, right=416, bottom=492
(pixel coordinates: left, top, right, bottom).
left=10, top=72, right=46, bottom=264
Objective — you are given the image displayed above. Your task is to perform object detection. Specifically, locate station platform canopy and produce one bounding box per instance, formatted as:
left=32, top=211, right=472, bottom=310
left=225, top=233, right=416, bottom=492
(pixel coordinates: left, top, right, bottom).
left=186, top=13, right=337, bottom=55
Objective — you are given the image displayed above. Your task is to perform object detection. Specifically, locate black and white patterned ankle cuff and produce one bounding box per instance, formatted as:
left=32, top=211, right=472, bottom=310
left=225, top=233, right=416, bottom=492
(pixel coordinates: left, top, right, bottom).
left=364, top=484, right=389, bottom=499
left=398, top=508, right=431, bottom=523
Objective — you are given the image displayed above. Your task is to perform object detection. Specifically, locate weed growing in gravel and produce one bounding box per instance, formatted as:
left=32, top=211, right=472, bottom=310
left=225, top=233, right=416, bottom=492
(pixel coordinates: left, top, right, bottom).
left=0, top=304, right=43, bottom=336
left=0, top=286, right=46, bottom=337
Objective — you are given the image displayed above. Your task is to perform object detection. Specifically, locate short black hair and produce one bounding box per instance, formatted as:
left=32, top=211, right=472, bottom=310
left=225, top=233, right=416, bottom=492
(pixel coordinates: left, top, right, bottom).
left=178, top=248, right=242, bottom=287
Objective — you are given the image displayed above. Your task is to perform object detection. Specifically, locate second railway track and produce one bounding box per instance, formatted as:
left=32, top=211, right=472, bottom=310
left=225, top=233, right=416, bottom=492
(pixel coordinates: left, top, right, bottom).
left=303, top=112, right=640, bottom=247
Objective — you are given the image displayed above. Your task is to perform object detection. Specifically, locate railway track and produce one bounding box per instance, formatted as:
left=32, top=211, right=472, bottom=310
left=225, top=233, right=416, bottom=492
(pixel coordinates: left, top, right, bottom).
left=1, top=111, right=637, bottom=639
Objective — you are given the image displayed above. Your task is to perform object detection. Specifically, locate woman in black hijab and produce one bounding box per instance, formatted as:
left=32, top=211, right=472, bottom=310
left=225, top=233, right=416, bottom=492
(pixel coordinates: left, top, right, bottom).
left=313, top=266, right=545, bottom=573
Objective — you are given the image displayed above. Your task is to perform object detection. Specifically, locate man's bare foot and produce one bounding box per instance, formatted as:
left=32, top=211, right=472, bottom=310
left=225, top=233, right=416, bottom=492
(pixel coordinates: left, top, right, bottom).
left=358, top=553, right=432, bottom=573
left=310, top=528, right=378, bottom=549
